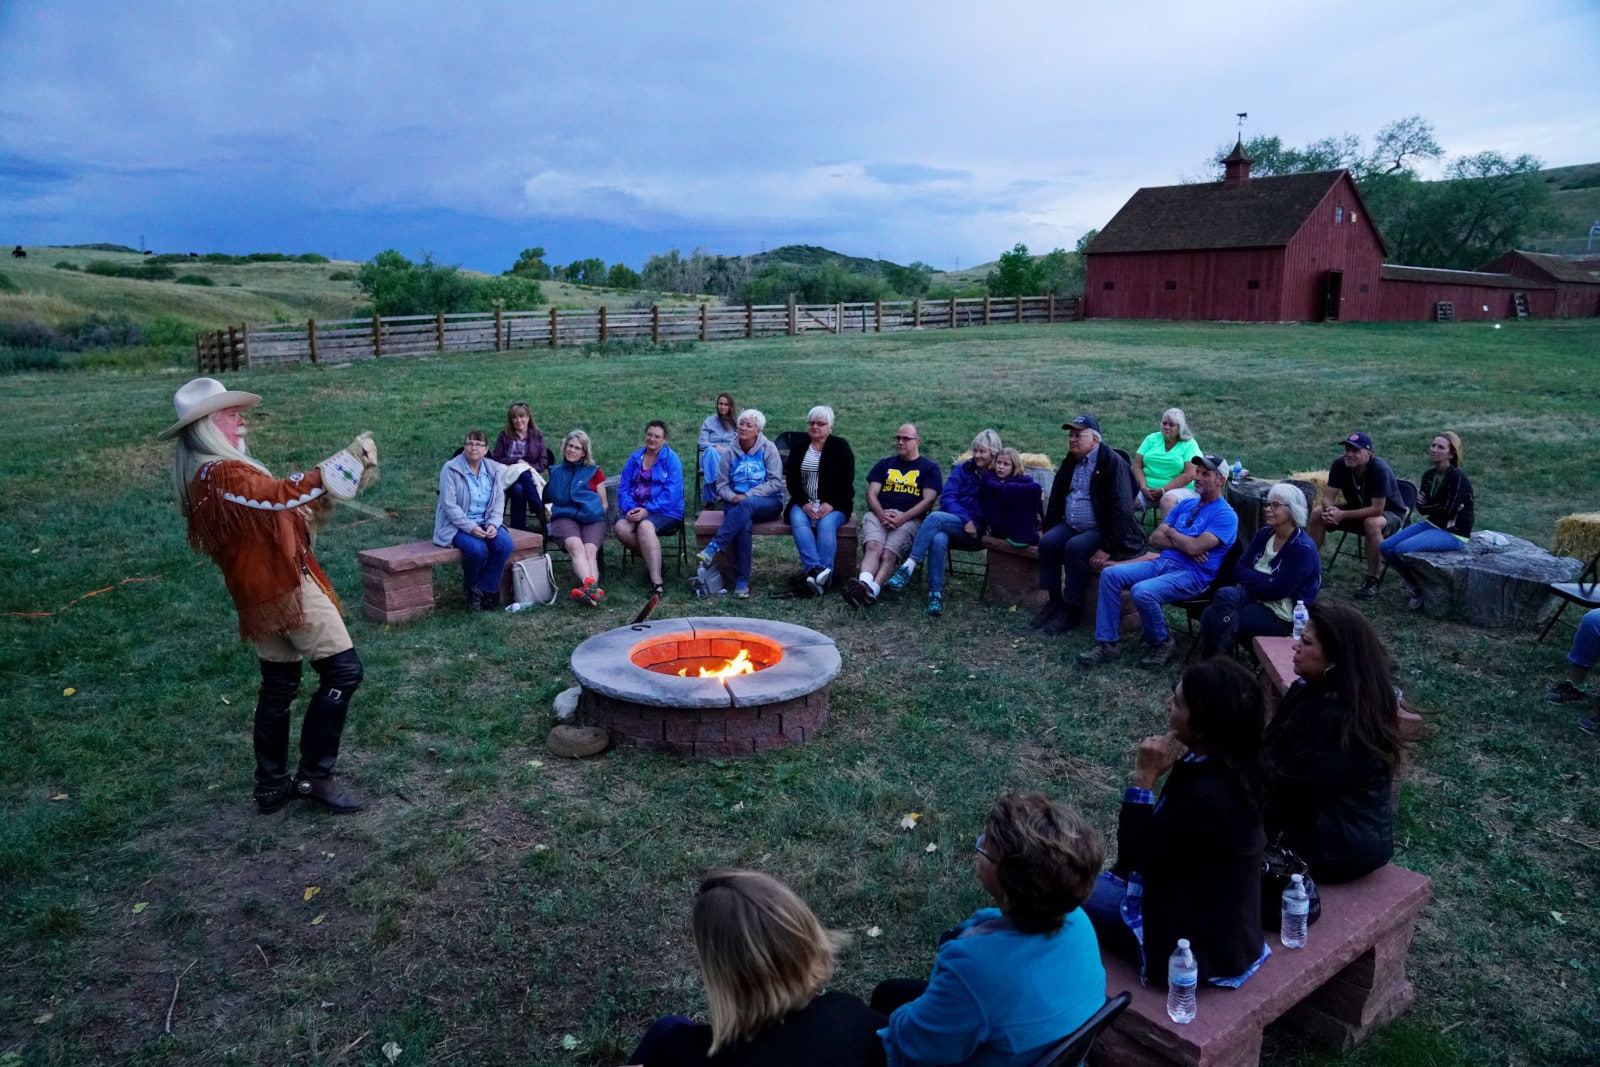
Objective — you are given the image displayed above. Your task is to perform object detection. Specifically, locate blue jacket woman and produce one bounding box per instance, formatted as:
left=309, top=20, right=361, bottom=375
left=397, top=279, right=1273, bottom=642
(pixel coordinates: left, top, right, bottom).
left=547, top=456, right=606, bottom=524
left=619, top=443, right=684, bottom=521
left=1199, top=482, right=1320, bottom=658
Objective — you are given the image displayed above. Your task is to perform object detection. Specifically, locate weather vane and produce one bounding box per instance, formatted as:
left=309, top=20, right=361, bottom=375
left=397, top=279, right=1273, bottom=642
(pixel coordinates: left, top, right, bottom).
left=1236, top=112, right=1248, bottom=133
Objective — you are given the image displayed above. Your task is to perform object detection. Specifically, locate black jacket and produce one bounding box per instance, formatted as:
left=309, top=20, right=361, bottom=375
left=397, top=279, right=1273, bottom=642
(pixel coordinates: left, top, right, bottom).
left=637, top=991, right=886, bottom=1067
left=1042, top=442, right=1144, bottom=558
left=1264, top=679, right=1395, bottom=884
left=784, top=434, right=855, bottom=517
left=1117, top=758, right=1265, bottom=984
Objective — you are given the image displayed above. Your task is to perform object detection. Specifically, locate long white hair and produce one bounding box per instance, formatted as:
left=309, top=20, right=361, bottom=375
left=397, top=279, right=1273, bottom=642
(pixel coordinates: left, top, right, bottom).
left=174, top=416, right=268, bottom=512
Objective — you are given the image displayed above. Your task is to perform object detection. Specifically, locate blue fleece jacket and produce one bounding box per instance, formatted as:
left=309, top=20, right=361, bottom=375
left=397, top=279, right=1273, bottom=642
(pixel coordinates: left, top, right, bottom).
left=937, top=459, right=984, bottom=527
left=1233, top=526, right=1321, bottom=606
left=618, top=444, right=684, bottom=519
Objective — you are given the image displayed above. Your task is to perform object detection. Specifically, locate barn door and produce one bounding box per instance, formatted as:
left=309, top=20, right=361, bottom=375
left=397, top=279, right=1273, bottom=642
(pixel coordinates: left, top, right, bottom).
left=1321, top=270, right=1344, bottom=321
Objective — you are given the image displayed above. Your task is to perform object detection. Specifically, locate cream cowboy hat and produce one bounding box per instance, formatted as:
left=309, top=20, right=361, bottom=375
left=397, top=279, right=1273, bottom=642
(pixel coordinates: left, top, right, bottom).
left=157, top=377, right=262, bottom=440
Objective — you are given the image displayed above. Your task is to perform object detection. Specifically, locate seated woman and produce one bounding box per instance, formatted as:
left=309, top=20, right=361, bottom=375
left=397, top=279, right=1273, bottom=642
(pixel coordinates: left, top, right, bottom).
left=1131, top=407, right=1202, bottom=518
left=614, top=419, right=685, bottom=599
left=785, top=405, right=854, bottom=596
left=980, top=446, right=1043, bottom=546
left=1378, top=431, right=1474, bottom=610
left=873, top=792, right=1106, bottom=1067
left=695, top=409, right=784, bottom=599
left=697, top=392, right=739, bottom=506
left=1084, top=657, right=1269, bottom=987
left=545, top=429, right=608, bottom=605
left=489, top=401, right=549, bottom=531
left=887, top=430, right=1001, bottom=616
left=432, top=430, right=514, bottom=612
left=1265, top=601, right=1403, bottom=884
left=627, top=869, right=886, bottom=1067
left=1198, top=482, right=1321, bottom=657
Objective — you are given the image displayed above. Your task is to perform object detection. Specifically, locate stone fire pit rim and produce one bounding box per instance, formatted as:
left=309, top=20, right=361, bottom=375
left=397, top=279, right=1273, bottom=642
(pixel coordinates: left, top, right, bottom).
left=569, top=616, right=842, bottom=709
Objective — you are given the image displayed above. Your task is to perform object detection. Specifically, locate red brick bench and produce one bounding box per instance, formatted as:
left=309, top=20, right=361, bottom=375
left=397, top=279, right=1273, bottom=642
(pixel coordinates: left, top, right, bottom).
left=1253, top=637, right=1425, bottom=743
left=357, top=528, right=543, bottom=623
left=692, top=510, right=858, bottom=577
left=1097, top=863, right=1433, bottom=1067
left=980, top=538, right=1143, bottom=635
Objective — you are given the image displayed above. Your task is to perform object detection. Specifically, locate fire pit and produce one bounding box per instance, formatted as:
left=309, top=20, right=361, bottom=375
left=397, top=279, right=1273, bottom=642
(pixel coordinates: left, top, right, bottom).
left=569, top=618, right=841, bottom=758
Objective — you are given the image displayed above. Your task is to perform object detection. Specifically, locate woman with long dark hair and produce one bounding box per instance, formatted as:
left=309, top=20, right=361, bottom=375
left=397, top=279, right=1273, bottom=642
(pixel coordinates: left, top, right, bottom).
left=1084, top=657, right=1269, bottom=986
left=1265, top=601, right=1404, bottom=883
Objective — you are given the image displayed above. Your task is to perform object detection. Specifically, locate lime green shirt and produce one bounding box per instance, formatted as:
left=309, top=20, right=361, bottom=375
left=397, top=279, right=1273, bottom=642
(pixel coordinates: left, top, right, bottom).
left=1136, top=432, right=1202, bottom=491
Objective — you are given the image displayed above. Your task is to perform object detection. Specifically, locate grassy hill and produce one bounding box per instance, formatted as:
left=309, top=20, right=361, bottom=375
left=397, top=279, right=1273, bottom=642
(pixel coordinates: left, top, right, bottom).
left=1528, top=162, right=1600, bottom=255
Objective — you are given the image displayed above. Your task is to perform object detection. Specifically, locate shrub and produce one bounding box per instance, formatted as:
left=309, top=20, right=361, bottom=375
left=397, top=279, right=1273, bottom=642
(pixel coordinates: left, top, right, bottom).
left=0, top=347, right=64, bottom=374
left=66, top=312, right=142, bottom=349
left=144, top=315, right=198, bottom=346
left=83, top=260, right=125, bottom=277
left=474, top=275, right=546, bottom=312
left=328, top=270, right=356, bottom=282
left=0, top=317, right=59, bottom=348
left=175, top=274, right=215, bottom=286
left=295, top=252, right=330, bottom=263
left=52, top=261, right=80, bottom=271
left=0, top=272, right=18, bottom=294
left=82, top=259, right=176, bottom=281
left=246, top=252, right=291, bottom=262
left=202, top=253, right=248, bottom=264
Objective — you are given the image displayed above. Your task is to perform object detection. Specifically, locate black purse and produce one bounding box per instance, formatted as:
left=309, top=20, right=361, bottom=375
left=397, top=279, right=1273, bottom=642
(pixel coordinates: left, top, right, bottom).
left=1261, top=840, right=1321, bottom=929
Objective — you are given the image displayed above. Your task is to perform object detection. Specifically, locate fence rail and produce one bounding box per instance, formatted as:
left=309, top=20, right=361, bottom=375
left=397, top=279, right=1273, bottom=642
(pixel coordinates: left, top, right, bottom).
left=195, top=294, right=1082, bottom=371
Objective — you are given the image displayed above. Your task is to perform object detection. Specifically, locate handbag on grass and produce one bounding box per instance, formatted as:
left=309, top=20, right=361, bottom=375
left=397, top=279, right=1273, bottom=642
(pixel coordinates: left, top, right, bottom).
left=512, top=555, right=558, bottom=607
left=1261, top=839, right=1322, bottom=928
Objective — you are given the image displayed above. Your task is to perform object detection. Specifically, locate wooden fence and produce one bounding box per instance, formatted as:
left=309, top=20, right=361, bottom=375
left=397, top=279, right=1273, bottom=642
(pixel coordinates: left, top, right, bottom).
left=195, top=294, right=1082, bottom=371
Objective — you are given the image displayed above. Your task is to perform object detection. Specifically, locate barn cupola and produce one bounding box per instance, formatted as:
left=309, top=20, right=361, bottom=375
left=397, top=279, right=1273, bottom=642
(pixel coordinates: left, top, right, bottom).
left=1221, top=137, right=1254, bottom=187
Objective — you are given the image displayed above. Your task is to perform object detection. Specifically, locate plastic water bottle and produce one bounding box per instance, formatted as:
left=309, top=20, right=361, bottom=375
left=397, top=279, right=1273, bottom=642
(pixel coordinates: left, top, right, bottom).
left=1166, top=939, right=1198, bottom=1024
left=1281, top=874, right=1310, bottom=948
left=1230, top=459, right=1243, bottom=485
left=1292, top=600, right=1309, bottom=639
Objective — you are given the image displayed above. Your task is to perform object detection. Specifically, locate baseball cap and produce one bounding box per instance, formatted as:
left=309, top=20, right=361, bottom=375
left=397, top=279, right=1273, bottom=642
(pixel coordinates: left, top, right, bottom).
left=1341, top=432, right=1374, bottom=450
left=1061, top=414, right=1101, bottom=433
left=1193, top=453, right=1228, bottom=473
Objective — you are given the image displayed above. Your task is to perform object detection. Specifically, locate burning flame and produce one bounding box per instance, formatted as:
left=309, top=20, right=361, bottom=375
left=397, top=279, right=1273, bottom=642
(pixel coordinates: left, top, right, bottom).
left=677, top=648, right=757, bottom=681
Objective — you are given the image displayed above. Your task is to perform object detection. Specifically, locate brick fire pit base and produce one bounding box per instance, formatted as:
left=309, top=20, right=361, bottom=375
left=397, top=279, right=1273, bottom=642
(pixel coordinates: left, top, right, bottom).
left=569, top=617, right=842, bottom=758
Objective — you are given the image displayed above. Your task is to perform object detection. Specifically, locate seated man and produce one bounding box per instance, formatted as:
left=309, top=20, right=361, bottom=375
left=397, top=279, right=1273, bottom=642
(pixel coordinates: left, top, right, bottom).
left=1546, top=607, right=1599, bottom=734
left=1033, top=414, right=1144, bottom=635
left=1080, top=454, right=1238, bottom=670
left=842, top=424, right=942, bottom=607
left=1307, top=431, right=1404, bottom=600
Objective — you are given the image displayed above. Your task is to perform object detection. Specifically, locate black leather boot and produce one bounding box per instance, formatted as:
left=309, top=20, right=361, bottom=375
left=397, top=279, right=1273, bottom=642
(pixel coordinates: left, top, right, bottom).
left=254, top=659, right=303, bottom=813
left=295, top=648, right=364, bottom=813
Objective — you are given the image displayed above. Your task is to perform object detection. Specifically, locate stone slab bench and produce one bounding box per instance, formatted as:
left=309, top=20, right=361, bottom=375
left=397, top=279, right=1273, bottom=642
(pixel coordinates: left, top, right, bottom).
left=1097, top=863, right=1433, bottom=1067
left=692, top=509, right=858, bottom=576
left=1402, top=531, right=1581, bottom=628
left=980, top=537, right=1143, bottom=635
left=1253, top=637, right=1424, bottom=744
left=357, top=528, right=543, bottom=623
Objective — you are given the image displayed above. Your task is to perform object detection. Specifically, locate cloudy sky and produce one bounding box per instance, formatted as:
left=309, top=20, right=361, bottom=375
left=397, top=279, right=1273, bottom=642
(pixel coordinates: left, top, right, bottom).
left=3, top=1, right=1597, bottom=274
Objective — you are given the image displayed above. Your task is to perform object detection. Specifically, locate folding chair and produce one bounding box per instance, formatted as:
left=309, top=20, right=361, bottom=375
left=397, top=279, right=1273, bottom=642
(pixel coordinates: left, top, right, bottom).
left=617, top=469, right=691, bottom=577
left=1537, top=550, right=1600, bottom=643
left=1327, top=478, right=1417, bottom=574
left=1175, top=538, right=1245, bottom=661
left=1025, top=992, right=1132, bottom=1067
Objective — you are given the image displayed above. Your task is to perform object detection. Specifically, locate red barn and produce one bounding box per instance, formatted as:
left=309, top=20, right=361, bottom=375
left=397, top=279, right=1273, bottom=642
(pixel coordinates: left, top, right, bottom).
left=1377, top=265, right=1555, bottom=321
left=1479, top=250, right=1600, bottom=317
left=1085, top=142, right=1386, bottom=321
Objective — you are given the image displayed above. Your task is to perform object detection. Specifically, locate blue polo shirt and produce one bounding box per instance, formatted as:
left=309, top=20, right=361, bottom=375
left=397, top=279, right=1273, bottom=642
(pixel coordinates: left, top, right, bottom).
left=1160, top=496, right=1238, bottom=583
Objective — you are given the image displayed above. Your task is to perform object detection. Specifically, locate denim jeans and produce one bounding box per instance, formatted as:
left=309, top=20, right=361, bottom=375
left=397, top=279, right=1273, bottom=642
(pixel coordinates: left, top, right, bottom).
left=789, top=504, right=848, bottom=572
left=1095, top=557, right=1208, bottom=643
left=452, top=527, right=514, bottom=595
left=1379, top=520, right=1463, bottom=565
left=505, top=470, right=543, bottom=531
left=908, top=511, right=981, bottom=593
left=1572, top=608, right=1600, bottom=670
left=1199, top=585, right=1292, bottom=657
left=1037, top=523, right=1102, bottom=607
left=715, top=493, right=782, bottom=583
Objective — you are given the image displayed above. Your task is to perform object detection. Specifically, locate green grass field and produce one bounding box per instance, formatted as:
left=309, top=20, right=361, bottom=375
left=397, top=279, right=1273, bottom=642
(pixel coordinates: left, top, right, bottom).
left=2, top=319, right=1598, bottom=1066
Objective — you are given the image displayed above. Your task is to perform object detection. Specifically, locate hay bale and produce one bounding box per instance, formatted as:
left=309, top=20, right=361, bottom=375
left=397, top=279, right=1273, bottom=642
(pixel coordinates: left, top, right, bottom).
left=1552, top=512, right=1600, bottom=561
left=955, top=450, right=1054, bottom=469
left=1286, top=470, right=1330, bottom=500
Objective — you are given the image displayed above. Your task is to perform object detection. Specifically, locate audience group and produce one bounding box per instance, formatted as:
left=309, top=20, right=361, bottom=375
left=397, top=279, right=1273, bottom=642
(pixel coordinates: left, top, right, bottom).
left=423, top=396, right=1600, bottom=1063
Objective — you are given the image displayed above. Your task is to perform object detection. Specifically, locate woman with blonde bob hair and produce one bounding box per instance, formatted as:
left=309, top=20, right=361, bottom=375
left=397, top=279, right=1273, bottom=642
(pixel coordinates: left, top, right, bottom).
left=628, top=869, right=886, bottom=1066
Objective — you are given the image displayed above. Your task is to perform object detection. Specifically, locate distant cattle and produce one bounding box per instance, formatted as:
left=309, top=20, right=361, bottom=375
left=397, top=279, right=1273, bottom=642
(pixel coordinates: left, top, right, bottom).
left=189, top=252, right=199, bottom=259
left=142, top=250, right=154, bottom=256
left=11, top=245, right=25, bottom=258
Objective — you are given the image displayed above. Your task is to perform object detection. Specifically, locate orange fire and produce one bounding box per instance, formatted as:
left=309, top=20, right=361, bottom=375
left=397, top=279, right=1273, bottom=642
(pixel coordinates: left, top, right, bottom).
left=677, top=648, right=758, bottom=680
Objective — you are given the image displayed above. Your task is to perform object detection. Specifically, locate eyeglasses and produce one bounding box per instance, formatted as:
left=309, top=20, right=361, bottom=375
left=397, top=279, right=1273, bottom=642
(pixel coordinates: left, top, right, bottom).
left=895, top=435, right=918, bottom=442
left=463, top=441, right=487, bottom=449
left=1263, top=501, right=1284, bottom=510
left=974, top=832, right=997, bottom=862
left=808, top=419, right=830, bottom=426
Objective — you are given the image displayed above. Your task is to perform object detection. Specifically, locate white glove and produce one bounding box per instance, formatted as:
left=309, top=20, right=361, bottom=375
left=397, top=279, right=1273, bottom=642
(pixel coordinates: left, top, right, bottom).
left=318, top=443, right=368, bottom=500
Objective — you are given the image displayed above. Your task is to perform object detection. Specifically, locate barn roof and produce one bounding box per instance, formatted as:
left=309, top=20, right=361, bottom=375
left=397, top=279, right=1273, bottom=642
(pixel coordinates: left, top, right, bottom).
left=1488, top=250, right=1600, bottom=285
left=1085, top=170, right=1373, bottom=255
left=1380, top=265, right=1554, bottom=290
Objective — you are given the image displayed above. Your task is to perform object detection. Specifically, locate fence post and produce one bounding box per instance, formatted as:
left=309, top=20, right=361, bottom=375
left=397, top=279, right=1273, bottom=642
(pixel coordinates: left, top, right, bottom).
left=787, top=294, right=797, bottom=336
left=699, top=302, right=707, bottom=342
left=745, top=303, right=754, bottom=338
left=983, top=297, right=992, bottom=326
left=435, top=311, right=445, bottom=351
left=494, top=306, right=504, bottom=351
left=1015, top=295, right=1023, bottom=325
left=1047, top=294, right=1055, bottom=323
left=372, top=314, right=382, bottom=358
left=949, top=296, right=957, bottom=329
left=651, top=305, right=660, bottom=344
left=599, top=305, right=608, bottom=343
left=913, top=299, right=921, bottom=328
left=226, top=325, right=241, bottom=371
left=874, top=300, right=883, bottom=333
left=549, top=306, right=559, bottom=348
left=308, top=318, right=318, bottom=364
left=835, top=302, right=843, bottom=335
left=241, top=323, right=252, bottom=369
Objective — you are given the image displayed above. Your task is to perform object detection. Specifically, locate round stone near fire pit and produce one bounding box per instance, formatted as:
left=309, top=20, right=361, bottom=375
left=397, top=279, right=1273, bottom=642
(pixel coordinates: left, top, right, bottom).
left=569, top=617, right=841, bottom=758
